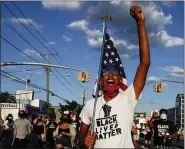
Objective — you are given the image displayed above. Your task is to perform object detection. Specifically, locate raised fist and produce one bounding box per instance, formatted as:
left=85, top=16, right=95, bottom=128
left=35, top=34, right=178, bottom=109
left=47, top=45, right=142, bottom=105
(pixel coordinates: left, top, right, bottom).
left=130, top=5, right=145, bottom=23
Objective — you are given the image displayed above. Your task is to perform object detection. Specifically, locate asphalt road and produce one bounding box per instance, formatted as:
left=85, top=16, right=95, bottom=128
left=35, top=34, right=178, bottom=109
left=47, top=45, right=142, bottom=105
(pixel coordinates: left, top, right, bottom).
left=138, top=138, right=184, bottom=149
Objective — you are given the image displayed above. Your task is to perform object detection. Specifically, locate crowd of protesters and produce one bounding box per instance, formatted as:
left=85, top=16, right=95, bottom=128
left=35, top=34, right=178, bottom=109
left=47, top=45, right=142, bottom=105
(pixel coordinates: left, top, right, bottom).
left=0, top=108, right=184, bottom=149
left=0, top=110, right=79, bottom=149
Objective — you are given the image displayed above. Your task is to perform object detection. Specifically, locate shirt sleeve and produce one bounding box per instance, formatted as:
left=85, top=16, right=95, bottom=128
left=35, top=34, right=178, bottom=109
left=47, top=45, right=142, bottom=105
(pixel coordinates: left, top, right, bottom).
left=124, top=83, right=141, bottom=109
left=79, top=100, right=92, bottom=125
left=13, top=121, right=16, bottom=129
left=27, top=120, right=32, bottom=128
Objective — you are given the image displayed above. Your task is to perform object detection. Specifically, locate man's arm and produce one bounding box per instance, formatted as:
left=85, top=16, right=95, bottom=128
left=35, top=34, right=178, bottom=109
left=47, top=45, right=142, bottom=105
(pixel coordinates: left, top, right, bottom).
left=169, top=132, right=178, bottom=138
left=130, top=5, right=150, bottom=100
left=12, top=127, right=17, bottom=145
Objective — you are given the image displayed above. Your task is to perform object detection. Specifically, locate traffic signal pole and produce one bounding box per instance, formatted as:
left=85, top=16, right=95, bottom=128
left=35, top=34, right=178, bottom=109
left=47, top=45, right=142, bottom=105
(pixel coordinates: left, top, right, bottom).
left=153, top=79, right=184, bottom=92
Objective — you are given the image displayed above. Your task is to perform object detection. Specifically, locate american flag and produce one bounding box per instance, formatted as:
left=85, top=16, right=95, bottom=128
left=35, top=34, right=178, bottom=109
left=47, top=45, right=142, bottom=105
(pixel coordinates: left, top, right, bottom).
left=93, top=32, right=128, bottom=97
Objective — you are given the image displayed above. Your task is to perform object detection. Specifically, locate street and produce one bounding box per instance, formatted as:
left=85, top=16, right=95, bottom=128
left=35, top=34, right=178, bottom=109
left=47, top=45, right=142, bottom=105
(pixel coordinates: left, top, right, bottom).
left=138, top=138, right=184, bottom=149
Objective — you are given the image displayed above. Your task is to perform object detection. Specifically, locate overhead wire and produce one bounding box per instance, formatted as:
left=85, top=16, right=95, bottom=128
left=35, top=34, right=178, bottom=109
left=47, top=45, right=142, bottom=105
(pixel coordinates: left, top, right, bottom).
left=11, top=1, right=85, bottom=90
left=1, top=35, right=80, bottom=98
left=1, top=70, right=70, bottom=103
left=1, top=3, right=81, bottom=97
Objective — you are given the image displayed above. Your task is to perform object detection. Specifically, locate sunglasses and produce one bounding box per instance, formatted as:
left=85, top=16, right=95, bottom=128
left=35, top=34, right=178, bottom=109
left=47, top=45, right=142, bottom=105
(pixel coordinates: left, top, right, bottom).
left=101, top=69, right=120, bottom=76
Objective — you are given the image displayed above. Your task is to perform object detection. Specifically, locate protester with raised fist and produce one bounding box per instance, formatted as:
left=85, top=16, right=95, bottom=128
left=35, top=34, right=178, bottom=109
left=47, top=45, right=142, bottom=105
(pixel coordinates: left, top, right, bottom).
left=78, top=5, right=150, bottom=148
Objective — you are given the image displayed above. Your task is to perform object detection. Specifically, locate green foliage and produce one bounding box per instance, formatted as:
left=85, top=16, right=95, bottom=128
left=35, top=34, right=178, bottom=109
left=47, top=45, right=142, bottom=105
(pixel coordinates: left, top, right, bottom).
left=59, top=100, right=82, bottom=113
left=0, top=91, right=17, bottom=103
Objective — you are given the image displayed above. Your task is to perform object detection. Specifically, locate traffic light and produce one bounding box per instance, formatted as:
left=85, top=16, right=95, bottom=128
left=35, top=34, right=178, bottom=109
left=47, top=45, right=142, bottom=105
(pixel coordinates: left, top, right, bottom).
left=159, top=83, right=165, bottom=92
left=77, top=72, right=82, bottom=82
left=26, top=79, right=31, bottom=84
left=86, top=72, right=90, bottom=82
left=77, top=72, right=90, bottom=82
left=81, top=72, right=86, bottom=82
left=154, top=83, right=159, bottom=92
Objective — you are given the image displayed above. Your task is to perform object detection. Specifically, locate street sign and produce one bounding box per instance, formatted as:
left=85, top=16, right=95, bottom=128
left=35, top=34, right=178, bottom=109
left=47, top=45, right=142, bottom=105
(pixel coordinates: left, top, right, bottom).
left=16, top=90, right=34, bottom=100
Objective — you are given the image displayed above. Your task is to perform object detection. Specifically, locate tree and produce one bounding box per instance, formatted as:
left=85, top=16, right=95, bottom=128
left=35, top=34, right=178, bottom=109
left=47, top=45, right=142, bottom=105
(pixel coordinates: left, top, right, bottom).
left=59, top=100, right=82, bottom=113
left=0, top=91, right=17, bottom=103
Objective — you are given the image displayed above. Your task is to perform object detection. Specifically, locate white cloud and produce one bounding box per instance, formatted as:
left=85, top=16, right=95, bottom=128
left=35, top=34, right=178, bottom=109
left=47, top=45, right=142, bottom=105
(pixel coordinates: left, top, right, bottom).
left=161, top=2, right=176, bottom=7
left=62, top=35, right=72, bottom=42
left=147, top=76, right=161, bottom=82
left=48, top=41, right=56, bottom=45
left=86, top=1, right=183, bottom=48
left=41, top=1, right=83, bottom=10
left=67, top=19, right=139, bottom=59
left=150, top=30, right=184, bottom=47
left=23, top=49, right=41, bottom=58
left=158, top=66, right=184, bottom=78
left=67, top=20, right=88, bottom=31
left=11, top=18, right=43, bottom=31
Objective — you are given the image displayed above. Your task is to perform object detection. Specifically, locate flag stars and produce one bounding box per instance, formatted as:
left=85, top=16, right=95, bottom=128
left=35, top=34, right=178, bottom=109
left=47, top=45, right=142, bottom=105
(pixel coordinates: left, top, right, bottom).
left=109, top=59, right=113, bottom=63
left=111, top=52, right=115, bottom=56
left=120, top=64, right=123, bottom=67
left=107, top=45, right=111, bottom=49
left=115, top=57, right=119, bottom=62
left=105, top=53, right=109, bottom=57
left=104, top=60, right=107, bottom=64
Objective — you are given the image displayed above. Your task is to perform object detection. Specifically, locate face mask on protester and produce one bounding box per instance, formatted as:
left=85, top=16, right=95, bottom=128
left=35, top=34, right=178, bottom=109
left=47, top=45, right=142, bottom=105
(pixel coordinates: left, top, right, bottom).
left=160, top=113, right=167, bottom=120
left=19, top=113, right=25, bottom=118
left=61, top=118, right=69, bottom=123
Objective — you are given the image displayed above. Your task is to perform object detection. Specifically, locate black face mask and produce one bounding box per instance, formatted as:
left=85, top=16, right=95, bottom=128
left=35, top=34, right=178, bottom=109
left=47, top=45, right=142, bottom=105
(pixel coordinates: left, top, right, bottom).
left=8, top=119, right=13, bottom=123
left=19, top=114, right=25, bottom=118
left=61, top=118, right=69, bottom=123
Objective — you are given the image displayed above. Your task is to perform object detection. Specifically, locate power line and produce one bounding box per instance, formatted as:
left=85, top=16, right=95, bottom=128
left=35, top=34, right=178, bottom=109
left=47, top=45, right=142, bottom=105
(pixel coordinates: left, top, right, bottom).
left=1, top=17, right=47, bottom=62
left=1, top=36, right=40, bottom=63
left=5, top=67, right=43, bottom=73
left=11, top=1, right=85, bottom=90
left=1, top=71, right=70, bottom=103
left=1, top=12, right=82, bottom=90
left=1, top=35, right=80, bottom=97
left=2, top=2, right=82, bottom=96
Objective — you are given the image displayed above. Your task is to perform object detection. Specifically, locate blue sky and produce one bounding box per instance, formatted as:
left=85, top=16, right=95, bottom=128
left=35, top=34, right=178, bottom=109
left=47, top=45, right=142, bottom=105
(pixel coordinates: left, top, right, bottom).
left=1, top=1, right=184, bottom=115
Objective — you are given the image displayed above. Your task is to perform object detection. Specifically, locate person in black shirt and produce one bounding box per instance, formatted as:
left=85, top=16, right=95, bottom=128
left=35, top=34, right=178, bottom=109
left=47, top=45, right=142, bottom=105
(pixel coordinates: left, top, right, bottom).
left=46, top=115, right=58, bottom=148
left=149, top=109, right=178, bottom=148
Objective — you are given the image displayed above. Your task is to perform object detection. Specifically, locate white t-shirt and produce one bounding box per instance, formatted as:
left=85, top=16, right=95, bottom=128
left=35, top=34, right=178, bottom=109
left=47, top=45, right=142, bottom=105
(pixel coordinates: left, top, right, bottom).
left=80, top=83, right=141, bottom=148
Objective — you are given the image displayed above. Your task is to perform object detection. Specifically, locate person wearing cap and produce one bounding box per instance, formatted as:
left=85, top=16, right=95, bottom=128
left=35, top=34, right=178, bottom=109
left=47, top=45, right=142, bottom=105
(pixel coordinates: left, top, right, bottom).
left=149, top=109, right=178, bottom=148
left=78, top=5, right=150, bottom=148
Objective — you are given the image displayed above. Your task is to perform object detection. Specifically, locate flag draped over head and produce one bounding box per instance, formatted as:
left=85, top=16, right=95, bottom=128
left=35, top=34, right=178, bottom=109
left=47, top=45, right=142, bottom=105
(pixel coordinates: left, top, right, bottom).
left=93, top=32, right=128, bottom=97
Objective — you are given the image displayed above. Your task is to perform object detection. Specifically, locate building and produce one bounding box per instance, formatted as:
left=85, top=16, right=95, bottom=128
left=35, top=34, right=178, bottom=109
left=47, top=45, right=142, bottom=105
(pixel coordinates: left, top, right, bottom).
left=134, top=112, right=147, bottom=129
left=167, top=107, right=175, bottom=123
left=0, top=99, right=49, bottom=120
left=175, top=94, right=184, bottom=128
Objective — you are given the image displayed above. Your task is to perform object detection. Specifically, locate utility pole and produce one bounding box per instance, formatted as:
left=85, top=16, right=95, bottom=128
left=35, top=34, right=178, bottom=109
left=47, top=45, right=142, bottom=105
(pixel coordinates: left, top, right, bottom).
left=40, top=53, right=57, bottom=117
left=82, top=90, right=86, bottom=106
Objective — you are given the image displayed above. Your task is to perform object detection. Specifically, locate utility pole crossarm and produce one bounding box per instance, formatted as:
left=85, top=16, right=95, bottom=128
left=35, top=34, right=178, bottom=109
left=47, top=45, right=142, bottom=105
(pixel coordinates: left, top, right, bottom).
left=0, top=62, right=84, bottom=71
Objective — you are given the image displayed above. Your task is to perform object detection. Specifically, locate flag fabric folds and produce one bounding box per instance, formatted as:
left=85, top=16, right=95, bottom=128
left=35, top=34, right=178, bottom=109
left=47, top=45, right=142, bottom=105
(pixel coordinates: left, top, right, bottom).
left=92, top=32, right=128, bottom=98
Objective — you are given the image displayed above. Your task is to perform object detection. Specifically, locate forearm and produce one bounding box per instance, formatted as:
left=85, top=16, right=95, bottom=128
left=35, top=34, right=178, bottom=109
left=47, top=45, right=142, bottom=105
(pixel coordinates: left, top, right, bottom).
left=169, top=132, right=178, bottom=138
left=137, top=22, right=150, bottom=65
left=12, top=130, right=16, bottom=143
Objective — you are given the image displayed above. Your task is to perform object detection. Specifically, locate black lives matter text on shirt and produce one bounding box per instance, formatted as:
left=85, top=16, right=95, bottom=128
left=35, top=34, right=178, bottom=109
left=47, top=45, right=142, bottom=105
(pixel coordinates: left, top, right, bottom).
left=153, top=120, right=177, bottom=137
left=95, top=114, right=122, bottom=140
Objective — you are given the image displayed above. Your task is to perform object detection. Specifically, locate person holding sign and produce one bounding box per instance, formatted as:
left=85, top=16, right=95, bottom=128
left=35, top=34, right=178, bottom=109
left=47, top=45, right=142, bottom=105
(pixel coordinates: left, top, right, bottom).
left=77, top=5, right=150, bottom=148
